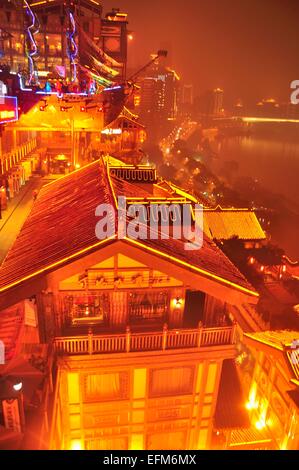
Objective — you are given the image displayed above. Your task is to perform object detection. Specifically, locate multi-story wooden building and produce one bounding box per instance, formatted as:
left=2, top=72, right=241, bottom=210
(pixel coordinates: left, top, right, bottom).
left=0, top=157, right=261, bottom=449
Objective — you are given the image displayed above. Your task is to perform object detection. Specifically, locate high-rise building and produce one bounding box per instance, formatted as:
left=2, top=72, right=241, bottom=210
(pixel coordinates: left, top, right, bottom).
left=0, top=1, right=102, bottom=75
left=212, top=88, right=224, bottom=116
left=136, top=57, right=180, bottom=139
left=179, top=84, right=194, bottom=117
left=194, top=88, right=224, bottom=121
left=0, top=1, right=128, bottom=80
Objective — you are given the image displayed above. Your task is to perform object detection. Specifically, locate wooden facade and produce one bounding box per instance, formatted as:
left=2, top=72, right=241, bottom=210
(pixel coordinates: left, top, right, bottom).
left=0, top=158, right=261, bottom=450
left=242, top=332, right=299, bottom=450
left=50, top=346, right=235, bottom=450
left=34, top=251, right=233, bottom=342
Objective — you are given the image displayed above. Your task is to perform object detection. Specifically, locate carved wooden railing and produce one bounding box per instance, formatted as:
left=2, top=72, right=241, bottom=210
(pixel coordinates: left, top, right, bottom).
left=54, top=323, right=236, bottom=356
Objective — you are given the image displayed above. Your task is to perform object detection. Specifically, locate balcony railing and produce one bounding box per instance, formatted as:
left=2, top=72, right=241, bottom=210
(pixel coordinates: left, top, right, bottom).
left=54, top=324, right=236, bottom=356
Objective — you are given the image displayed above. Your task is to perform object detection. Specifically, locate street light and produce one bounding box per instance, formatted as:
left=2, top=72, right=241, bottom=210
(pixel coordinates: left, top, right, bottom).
left=13, top=381, right=23, bottom=392
left=0, top=376, right=25, bottom=433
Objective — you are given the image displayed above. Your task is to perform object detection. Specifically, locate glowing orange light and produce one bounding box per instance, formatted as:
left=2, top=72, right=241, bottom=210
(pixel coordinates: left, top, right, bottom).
left=246, top=382, right=258, bottom=410
left=255, top=420, right=266, bottom=430
left=0, top=110, right=15, bottom=119
left=70, top=439, right=82, bottom=450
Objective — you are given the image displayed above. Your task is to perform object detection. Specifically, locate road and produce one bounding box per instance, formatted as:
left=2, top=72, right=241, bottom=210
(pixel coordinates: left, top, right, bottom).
left=0, top=176, right=46, bottom=263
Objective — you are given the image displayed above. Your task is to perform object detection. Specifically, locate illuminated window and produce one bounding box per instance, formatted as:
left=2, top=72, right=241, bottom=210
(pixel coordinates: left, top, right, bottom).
left=129, top=291, right=168, bottom=321
left=149, top=366, right=194, bottom=397
left=83, top=372, right=129, bottom=402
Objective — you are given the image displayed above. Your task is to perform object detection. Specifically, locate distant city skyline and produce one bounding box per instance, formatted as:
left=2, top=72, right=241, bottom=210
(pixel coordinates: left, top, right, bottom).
left=105, top=0, right=299, bottom=105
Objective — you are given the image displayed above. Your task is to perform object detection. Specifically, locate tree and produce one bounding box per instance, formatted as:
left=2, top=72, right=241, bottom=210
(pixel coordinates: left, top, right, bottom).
left=159, top=163, right=177, bottom=181
left=143, top=144, right=164, bottom=166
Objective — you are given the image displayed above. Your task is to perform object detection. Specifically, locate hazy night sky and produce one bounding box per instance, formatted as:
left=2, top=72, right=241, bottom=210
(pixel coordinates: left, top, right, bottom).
left=104, top=0, right=299, bottom=105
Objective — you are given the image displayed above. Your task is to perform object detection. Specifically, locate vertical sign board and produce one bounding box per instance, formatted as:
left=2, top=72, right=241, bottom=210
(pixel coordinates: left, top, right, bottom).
left=2, top=398, right=22, bottom=433
left=0, top=96, right=18, bottom=124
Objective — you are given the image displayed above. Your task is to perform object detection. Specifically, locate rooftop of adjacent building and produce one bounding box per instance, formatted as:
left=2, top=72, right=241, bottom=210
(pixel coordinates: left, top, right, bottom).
left=244, top=329, right=299, bottom=384
left=203, top=205, right=266, bottom=241
left=245, top=329, right=299, bottom=350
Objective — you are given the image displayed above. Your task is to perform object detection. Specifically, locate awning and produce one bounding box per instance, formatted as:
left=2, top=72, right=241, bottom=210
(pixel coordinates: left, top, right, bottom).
left=228, top=426, right=273, bottom=449
left=214, top=359, right=250, bottom=429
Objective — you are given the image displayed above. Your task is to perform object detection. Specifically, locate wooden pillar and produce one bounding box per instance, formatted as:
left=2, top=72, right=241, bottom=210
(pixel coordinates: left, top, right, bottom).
left=109, top=291, right=128, bottom=327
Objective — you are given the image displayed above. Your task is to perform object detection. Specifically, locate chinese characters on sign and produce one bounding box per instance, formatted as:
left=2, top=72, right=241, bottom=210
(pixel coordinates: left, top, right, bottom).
left=0, top=96, right=18, bottom=124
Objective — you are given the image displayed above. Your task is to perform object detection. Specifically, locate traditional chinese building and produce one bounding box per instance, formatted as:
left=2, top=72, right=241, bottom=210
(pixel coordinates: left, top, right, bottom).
left=98, top=108, right=146, bottom=165
left=203, top=206, right=266, bottom=248
left=243, top=330, right=299, bottom=450
left=0, top=157, right=264, bottom=450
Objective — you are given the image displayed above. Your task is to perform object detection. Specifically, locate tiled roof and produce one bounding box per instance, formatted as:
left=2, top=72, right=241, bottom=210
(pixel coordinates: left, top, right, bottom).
left=245, top=330, right=299, bottom=350
left=111, top=174, right=190, bottom=201
left=229, top=426, right=272, bottom=448
left=265, top=283, right=299, bottom=306
left=244, top=330, right=299, bottom=381
left=128, top=235, right=255, bottom=296
left=0, top=159, right=115, bottom=291
left=203, top=207, right=266, bottom=240
left=0, top=159, right=257, bottom=301
left=110, top=174, right=153, bottom=199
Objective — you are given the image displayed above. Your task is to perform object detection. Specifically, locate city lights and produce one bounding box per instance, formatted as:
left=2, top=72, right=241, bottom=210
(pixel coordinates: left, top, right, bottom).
left=0, top=0, right=298, bottom=456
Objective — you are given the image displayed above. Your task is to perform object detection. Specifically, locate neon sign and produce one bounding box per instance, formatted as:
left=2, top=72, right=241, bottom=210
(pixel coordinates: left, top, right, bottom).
left=101, top=128, right=122, bottom=135
left=0, top=96, right=18, bottom=124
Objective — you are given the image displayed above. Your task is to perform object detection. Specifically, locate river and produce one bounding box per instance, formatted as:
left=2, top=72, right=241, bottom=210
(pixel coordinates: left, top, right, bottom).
left=212, top=131, right=299, bottom=259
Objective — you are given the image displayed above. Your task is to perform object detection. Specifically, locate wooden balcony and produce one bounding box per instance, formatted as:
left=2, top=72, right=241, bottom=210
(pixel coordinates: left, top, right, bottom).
left=53, top=324, right=236, bottom=356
